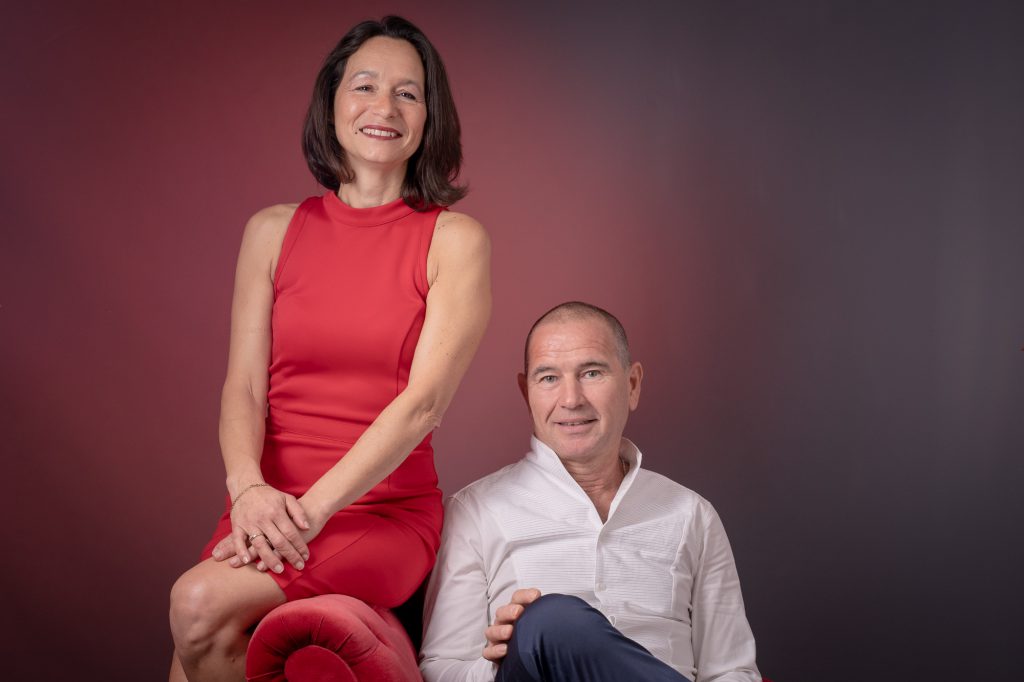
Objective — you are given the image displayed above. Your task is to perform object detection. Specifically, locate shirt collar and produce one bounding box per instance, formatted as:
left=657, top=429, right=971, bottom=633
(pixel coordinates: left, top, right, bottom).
left=526, top=435, right=644, bottom=521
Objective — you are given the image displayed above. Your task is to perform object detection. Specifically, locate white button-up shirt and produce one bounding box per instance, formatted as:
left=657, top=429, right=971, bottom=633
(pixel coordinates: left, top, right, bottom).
left=420, top=437, right=760, bottom=682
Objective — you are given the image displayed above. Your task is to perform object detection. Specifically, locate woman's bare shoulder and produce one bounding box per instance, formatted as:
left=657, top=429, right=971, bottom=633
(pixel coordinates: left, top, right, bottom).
left=433, top=210, right=489, bottom=250
left=232, top=203, right=301, bottom=280
left=427, top=210, right=490, bottom=288
left=238, top=203, right=299, bottom=253
left=245, top=203, right=300, bottom=236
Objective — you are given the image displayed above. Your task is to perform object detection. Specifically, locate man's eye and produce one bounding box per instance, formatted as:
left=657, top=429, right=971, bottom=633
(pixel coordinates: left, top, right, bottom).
left=539, top=375, right=556, bottom=384
left=582, top=370, right=601, bottom=379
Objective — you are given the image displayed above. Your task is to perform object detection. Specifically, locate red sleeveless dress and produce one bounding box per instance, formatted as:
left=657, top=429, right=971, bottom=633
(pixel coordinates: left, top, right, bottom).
left=200, top=193, right=444, bottom=605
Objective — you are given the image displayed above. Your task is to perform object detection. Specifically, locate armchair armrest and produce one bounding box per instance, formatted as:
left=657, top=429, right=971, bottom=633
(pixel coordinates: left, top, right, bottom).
left=246, top=594, right=421, bottom=682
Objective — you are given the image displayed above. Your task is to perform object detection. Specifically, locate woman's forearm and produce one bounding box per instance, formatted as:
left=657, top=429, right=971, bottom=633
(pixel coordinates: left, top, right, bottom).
left=301, top=388, right=441, bottom=520
left=296, top=210, right=490, bottom=524
left=218, top=379, right=269, bottom=498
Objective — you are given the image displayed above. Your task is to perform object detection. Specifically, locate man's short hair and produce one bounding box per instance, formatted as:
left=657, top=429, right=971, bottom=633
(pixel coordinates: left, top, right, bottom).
left=524, top=301, right=631, bottom=371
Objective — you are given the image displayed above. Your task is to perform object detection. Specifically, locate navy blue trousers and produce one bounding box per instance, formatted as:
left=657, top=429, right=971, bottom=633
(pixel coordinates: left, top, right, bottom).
left=495, top=594, right=691, bottom=682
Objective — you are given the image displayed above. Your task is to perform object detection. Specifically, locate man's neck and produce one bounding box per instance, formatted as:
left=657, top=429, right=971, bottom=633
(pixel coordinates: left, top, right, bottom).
left=559, top=449, right=628, bottom=523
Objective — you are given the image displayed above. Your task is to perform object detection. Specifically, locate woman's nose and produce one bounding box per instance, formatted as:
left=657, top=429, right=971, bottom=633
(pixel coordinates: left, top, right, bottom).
left=370, top=91, right=397, bottom=117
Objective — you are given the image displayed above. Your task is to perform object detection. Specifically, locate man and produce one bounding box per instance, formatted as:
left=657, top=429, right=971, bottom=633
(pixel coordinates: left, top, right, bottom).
left=420, top=302, right=760, bottom=682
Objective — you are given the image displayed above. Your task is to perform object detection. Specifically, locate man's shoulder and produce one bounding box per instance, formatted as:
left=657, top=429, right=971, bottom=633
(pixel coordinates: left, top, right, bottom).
left=634, top=466, right=702, bottom=499
left=447, top=458, right=533, bottom=509
left=629, top=468, right=719, bottom=523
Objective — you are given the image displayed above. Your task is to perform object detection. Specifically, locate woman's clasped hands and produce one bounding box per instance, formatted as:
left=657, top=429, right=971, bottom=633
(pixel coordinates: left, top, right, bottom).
left=209, top=483, right=323, bottom=574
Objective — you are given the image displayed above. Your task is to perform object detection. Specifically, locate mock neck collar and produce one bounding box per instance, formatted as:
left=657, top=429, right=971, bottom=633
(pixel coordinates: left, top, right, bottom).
left=323, top=191, right=415, bottom=227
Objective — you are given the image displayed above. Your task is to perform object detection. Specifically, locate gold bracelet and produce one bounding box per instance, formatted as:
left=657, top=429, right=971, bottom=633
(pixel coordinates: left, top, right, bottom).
left=231, top=483, right=270, bottom=510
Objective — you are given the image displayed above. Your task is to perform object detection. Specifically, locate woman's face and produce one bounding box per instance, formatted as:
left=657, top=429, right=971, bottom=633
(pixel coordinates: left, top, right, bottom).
left=334, top=37, right=427, bottom=173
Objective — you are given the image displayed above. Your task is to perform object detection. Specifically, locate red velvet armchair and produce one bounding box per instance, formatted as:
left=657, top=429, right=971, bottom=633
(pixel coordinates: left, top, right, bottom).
left=245, top=592, right=771, bottom=681
left=246, top=593, right=422, bottom=681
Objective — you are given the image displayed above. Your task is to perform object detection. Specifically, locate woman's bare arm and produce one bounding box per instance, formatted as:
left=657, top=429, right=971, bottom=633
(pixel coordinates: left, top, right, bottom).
left=215, top=204, right=312, bottom=573
left=298, top=210, right=491, bottom=526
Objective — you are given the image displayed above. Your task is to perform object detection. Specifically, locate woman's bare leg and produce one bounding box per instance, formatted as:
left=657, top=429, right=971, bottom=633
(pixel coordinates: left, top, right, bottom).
left=169, top=558, right=286, bottom=681
left=169, top=652, right=188, bottom=682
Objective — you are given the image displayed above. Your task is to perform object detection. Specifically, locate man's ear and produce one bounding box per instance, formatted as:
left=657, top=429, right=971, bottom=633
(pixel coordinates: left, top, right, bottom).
left=517, top=372, right=530, bottom=408
left=627, top=361, right=643, bottom=411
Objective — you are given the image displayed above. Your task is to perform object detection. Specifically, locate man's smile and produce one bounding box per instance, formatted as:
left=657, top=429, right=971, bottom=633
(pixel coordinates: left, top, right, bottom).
left=555, top=418, right=597, bottom=428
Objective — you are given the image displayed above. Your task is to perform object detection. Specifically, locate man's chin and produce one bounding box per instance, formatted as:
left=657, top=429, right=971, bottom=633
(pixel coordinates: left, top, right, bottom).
left=549, top=436, right=603, bottom=463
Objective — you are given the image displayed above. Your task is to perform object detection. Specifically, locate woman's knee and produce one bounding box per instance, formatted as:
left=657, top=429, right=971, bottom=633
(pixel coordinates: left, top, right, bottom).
left=170, top=560, right=284, bottom=654
left=169, top=568, right=228, bottom=652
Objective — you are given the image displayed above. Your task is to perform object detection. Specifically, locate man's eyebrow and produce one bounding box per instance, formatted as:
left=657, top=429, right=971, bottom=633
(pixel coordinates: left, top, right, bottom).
left=529, top=360, right=611, bottom=379
left=530, top=364, right=557, bottom=379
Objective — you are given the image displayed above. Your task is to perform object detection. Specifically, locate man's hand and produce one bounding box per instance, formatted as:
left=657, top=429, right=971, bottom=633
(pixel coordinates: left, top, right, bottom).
left=482, top=588, right=542, bottom=662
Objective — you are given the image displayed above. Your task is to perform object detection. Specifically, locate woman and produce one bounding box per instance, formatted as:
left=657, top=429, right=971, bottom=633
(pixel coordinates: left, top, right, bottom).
left=168, top=16, right=490, bottom=681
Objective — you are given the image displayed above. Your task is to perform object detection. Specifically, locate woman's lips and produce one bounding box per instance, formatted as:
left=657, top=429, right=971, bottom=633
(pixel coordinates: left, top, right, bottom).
left=359, top=126, right=401, bottom=138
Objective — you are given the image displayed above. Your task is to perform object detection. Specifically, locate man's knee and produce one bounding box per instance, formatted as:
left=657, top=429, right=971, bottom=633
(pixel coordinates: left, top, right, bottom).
left=513, top=593, right=604, bottom=650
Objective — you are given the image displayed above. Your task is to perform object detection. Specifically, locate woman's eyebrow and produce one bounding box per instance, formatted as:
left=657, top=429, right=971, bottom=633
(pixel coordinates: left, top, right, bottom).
left=347, top=71, right=422, bottom=89
left=347, top=69, right=379, bottom=81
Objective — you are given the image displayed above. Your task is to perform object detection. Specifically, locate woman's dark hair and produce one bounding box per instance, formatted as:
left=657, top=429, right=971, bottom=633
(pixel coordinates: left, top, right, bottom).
left=302, top=15, right=466, bottom=209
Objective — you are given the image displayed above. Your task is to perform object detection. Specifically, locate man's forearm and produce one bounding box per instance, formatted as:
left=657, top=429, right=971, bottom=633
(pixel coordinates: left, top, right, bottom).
left=420, top=656, right=496, bottom=682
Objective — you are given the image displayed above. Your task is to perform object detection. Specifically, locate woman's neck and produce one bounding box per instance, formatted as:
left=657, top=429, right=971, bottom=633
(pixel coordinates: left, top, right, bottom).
left=337, top=165, right=406, bottom=208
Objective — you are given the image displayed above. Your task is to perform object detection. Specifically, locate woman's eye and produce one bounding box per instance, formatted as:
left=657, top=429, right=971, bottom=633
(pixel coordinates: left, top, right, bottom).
left=354, top=84, right=373, bottom=92
left=397, top=91, right=419, bottom=101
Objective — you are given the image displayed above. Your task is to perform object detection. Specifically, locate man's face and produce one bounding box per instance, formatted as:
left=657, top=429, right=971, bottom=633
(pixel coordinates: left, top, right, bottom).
left=519, top=316, right=643, bottom=466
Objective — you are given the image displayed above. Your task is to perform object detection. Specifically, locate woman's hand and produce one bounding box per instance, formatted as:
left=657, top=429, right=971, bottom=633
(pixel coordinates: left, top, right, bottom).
left=249, top=492, right=331, bottom=572
left=210, top=485, right=311, bottom=574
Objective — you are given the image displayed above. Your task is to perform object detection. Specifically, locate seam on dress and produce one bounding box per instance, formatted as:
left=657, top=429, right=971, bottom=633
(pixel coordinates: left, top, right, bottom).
left=268, top=426, right=359, bottom=446
left=273, top=198, right=313, bottom=295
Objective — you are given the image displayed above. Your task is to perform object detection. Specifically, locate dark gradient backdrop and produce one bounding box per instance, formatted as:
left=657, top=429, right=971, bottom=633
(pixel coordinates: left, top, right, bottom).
left=2, top=1, right=1022, bottom=679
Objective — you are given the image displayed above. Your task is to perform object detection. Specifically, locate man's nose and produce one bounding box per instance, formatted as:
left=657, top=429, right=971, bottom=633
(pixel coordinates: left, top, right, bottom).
left=558, top=379, right=585, bottom=408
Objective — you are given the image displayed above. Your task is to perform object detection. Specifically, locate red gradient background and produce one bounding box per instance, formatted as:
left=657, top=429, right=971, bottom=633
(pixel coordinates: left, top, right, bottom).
left=2, top=1, right=1022, bottom=679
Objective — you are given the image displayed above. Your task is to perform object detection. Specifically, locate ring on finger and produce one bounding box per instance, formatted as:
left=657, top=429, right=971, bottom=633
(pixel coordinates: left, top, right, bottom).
left=248, top=532, right=267, bottom=542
